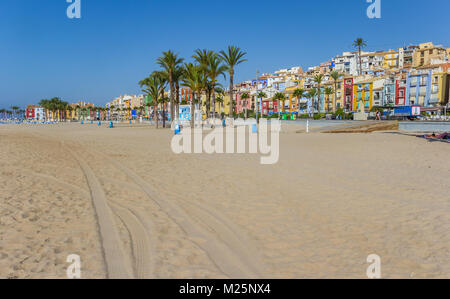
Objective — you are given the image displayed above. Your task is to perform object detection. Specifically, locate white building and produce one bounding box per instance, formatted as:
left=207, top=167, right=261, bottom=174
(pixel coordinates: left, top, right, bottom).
left=333, top=51, right=360, bottom=76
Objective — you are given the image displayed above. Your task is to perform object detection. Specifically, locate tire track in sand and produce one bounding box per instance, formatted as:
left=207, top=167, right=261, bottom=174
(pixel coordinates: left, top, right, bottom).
left=108, top=200, right=154, bottom=279
left=31, top=132, right=262, bottom=278
left=26, top=157, right=154, bottom=278
left=29, top=132, right=154, bottom=279
left=67, top=148, right=132, bottom=279
left=100, top=175, right=265, bottom=277
left=102, top=155, right=263, bottom=278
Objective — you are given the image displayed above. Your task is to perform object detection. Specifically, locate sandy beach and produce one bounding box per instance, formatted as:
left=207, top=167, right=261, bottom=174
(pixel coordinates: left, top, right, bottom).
left=0, top=123, right=449, bottom=279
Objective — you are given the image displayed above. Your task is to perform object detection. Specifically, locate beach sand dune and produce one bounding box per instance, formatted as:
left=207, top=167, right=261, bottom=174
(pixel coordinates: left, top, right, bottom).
left=0, top=124, right=449, bottom=278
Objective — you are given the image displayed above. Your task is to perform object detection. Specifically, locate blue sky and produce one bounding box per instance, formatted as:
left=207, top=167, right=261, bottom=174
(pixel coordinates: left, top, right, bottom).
left=1, top=0, right=449, bottom=107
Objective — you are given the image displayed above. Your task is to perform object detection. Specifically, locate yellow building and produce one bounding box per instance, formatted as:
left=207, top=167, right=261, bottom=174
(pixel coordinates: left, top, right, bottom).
left=353, top=79, right=374, bottom=112
left=321, top=78, right=345, bottom=112
left=207, top=94, right=231, bottom=117
left=413, top=42, right=448, bottom=67
left=219, top=95, right=231, bottom=116
left=434, top=70, right=450, bottom=105
left=285, top=85, right=301, bottom=113
left=65, top=104, right=78, bottom=120
left=383, top=50, right=399, bottom=70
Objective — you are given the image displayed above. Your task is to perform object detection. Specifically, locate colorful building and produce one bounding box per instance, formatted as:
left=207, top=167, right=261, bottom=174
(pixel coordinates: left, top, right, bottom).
left=405, top=70, right=435, bottom=106
left=343, top=77, right=354, bottom=111
left=26, top=105, right=45, bottom=121
left=395, top=73, right=407, bottom=106
left=353, top=79, right=374, bottom=112
left=412, top=42, right=448, bottom=68
left=383, top=76, right=397, bottom=106
left=383, top=50, right=399, bottom=70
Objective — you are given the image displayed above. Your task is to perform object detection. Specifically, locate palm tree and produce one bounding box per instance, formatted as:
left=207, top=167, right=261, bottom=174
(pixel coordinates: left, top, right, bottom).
left=67, top=105, right=74, bottom=120
left=324, top=87, right=333, bottom=113
left=193, top=49, right=215, bottom=118
left=138, top=106, right=144, bottom=118
left=81, top=107, right=88, bottom=121
left=109, top=105, right=115, bottom=121
left=207, top=54, right=227, bottom=120
left=308, top=89, right=318, bottom=115
left=75, top=105, right=81, bottom=121
left=139, top=72, right=167, bottom=129
left=157, top=51, right=184, bottom=125
left=144, top=101, right=152, bottom=120
left=256, top=91, right=267, bottom=121
left=39, top=99, right=49, bottom=119
left=240, top=92, right=250, bottom=119
left=182, top=63, right=205, bottom=128
left=115, top=107, right=122, bottom=122
left=159, top=97, right=170, bottom=128
left=353, top=38, right=367, bottom=76
left=49, top=97, right=62, bottom=121
left=330, top=71, right=340, bottom=113
left=215, top=96, right=224, bottom=117
left=219, top=46, right=247, bottom=119
left=214, top=87, right=226, bottom=119
left=314, top=74, right=324, bottom=114
left=10, top=106, right=19, bottom=119
left=58, top=100, right=68, bottom=121
left=173, top=66, right=185, bottom=123
left=293, top=88, right=305, bottom=115
left=273, top=92, right=286, bottom=120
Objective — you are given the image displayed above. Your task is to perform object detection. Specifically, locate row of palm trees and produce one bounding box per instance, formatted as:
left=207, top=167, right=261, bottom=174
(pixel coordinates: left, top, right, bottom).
left=38, top=97, right=156, bottom=122
left=38, top=98, right=109, bottom=121
left=139, top=46, right=247, bottom=128
left=0, top=107, right=25, bottom=119
left=39, top=98, right=71, bottom=121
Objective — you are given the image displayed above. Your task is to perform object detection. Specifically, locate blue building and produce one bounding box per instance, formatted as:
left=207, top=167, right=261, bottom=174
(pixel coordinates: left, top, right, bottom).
left=383, top=77, right=396, bottom=106
left=272, top=81, right=286, bottom=92
left=405, top=70, right=434, bottom=107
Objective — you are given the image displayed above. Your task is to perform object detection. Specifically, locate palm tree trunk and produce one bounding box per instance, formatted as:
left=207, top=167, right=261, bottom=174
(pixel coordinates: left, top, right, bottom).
left=317, top=86, right=321, bottom=114
left=170, top=73, right=175, bottom=126
left=278, top=100, right=281, bottom=120
left=190, top=92, right=196, bottom=128
left=359, top=47, right=362, bottom=76
left=245, top=103, right=247, bottom=120
left=162, top=103, right=166, bottom=128
left=154, top=103, right=159, bottom=129
left=204, top=89, right=209, bottom=120
left=212, top=86, right=216, bottom=122
left=176, top=82, right=180, bottom=124
left=229, top=71, right=234, bottom=119
left=334, top=82, right=338, bottom=113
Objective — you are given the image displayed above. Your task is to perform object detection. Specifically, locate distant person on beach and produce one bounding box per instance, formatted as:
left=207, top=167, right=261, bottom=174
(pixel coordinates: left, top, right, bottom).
left=423, top=132, right=449, bottom=140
